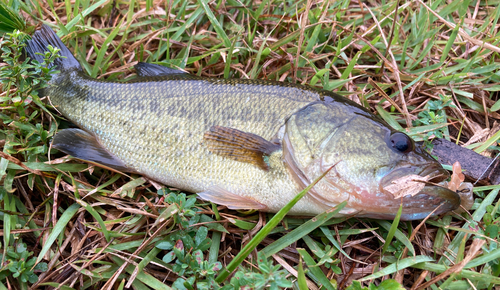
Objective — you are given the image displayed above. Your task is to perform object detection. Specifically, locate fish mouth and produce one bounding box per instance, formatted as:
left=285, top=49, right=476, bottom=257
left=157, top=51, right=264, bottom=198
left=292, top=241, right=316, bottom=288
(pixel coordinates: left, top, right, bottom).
left=419, top=164, right=450, bottom=183
left=380, top=164, right=450, bottom=188
left=378, top=164, right=461, bottom=220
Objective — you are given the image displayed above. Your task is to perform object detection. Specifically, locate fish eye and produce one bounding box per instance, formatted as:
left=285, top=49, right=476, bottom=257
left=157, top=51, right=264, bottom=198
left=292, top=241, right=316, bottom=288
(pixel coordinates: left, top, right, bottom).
left=389, top=132, right=413, bottom=153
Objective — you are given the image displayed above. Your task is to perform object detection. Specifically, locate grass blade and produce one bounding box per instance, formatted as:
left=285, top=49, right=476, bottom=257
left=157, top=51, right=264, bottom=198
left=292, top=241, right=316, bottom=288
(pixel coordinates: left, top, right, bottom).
left=197, top=0, right=231, bottom=47
left=412, top=262, right=500, bottom=283
left=215, top=167, right=335, bottom=283
left=440, top=17, right=462, bottom=63
left=110, top=256, right=172, bottom=290
left=261, top=201, right=347, bottom=258
left=377, top=220, right=415, bottom=256
left=465, top=247, right=500, bottom=268
left=319, top=226, right=356, bottom=262
left=439, top=188, right=499, bottom=265
left=340, top=51, right=361, bottom=80
left=360, top=255, right=434, bottom=281
left=91, top=23, right=124, bottom=78
left=376, top=106, right=404, bottom=131
left=381, top=204, right=403, bottom=255
left=35, top=203, right=80, bottom=264
left=64, top=0, right=108, bottom=32
left=474, top=129, right=500, bottom=153
left=297, top=249, right=336, bottom=290
left=297, top=256, right=308, bottom=290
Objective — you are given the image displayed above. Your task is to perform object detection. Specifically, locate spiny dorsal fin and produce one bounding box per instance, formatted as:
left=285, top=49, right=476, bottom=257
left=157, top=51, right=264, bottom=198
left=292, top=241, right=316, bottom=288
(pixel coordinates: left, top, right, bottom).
left=203, top=126, right=281, bottom=171
left=134, top=62, right=187, bottom=77
left=198, top=186, right=267, bottom=210
left=52, top=128, right=135, bottom=173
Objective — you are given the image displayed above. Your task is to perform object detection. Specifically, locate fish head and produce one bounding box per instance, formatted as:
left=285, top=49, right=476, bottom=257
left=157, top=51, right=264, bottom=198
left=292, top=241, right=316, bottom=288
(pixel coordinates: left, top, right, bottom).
left=283, top=100, right=460, bottom=220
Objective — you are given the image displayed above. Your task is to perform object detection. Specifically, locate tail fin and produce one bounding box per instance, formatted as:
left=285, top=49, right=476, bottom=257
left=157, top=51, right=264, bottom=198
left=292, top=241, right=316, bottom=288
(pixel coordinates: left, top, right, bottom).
left=25, top=24, right=81, bottom=71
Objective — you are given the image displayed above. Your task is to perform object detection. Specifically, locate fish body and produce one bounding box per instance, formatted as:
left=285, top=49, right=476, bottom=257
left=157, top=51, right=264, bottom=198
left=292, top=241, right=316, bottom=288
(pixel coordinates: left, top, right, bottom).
left=51, top=70, right=326, bottom=214
left=26, top=25, right=463, bottom=220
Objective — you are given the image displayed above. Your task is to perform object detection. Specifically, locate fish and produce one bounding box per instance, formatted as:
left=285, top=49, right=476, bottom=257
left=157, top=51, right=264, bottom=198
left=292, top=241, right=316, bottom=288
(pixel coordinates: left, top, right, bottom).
left=25, top=24, right=466, bottom=220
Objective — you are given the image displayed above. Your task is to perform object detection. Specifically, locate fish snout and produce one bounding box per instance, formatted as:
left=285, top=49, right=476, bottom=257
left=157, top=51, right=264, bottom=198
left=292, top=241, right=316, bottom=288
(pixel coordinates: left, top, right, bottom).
left=398, top=185, right=461, bottom=220
left=377, top=164, right=460, bottom=220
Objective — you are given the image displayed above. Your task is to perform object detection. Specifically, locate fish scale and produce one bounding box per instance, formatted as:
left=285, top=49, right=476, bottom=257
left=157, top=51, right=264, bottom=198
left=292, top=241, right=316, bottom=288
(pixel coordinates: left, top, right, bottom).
left=48, top=70, right=327, bottom=213
left=25, top=24, right=465, bottom=219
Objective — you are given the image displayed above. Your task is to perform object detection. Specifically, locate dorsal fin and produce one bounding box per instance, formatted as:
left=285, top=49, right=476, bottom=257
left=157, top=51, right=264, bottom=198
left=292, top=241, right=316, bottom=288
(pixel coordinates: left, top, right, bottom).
left=203, top=126, right=281, bottom=171
left=52, top=129, right=135, bottom=173
left=134, top=62, right=187, bottom=77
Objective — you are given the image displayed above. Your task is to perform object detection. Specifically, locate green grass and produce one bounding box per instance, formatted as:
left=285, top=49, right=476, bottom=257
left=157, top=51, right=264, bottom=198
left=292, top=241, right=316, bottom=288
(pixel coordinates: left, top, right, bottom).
left=1, top=0, right=500, bottom=289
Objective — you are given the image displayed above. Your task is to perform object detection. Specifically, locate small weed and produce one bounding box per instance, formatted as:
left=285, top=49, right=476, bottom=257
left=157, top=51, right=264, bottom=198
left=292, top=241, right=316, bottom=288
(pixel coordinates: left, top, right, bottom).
left=0, top=242, right=48, bottom=284
left=156, top=191, right=221, bottom=289
left=164, top=191, right=200, bottom=229
left=155, top=192, right=293, bottom=289
left=156, top=226, right=221, bottom=289
left=413, top=94, right=455, bottom=145
left=1, top=30, right=61, bottom=116
left=346, top=279, right=405, bottom=290
left=228, top=252, right=292, bottom=290
left=484, top=205, right=500, bottom=240
left=0, top=29, right=59, bottom=288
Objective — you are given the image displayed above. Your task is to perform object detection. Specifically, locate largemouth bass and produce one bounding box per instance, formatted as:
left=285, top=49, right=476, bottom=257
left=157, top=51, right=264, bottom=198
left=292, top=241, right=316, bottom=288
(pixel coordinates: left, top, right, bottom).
left=26, top=25, right=464, bottom=220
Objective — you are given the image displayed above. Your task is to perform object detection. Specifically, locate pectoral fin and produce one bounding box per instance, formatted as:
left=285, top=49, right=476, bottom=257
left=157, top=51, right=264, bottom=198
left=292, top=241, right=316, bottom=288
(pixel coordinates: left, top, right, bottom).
left=204, top=126, right=281, bottom=171
left=52, top=128, right=135, bottom=173
left=198, top=186, right=267, bottom=210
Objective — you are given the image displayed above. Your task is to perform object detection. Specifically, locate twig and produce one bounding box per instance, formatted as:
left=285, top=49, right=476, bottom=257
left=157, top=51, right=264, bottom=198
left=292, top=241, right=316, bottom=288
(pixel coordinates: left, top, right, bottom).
left=293, top=0, right=312, bottom=82
left=368, top=78, right=404, bottom=114
left=364, top=3, right=411, bottom=127
left=0, top=152, right=42, bottom=175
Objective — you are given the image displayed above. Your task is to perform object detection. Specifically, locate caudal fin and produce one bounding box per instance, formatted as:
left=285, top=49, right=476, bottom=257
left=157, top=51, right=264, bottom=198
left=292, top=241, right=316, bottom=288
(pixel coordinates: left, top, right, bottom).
left=25, top=24, right=81, bottom=71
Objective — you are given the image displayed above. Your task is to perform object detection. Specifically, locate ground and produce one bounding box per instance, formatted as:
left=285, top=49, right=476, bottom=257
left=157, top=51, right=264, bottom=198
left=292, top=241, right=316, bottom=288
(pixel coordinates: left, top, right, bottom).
left=0, top=0, right=500, bottom=289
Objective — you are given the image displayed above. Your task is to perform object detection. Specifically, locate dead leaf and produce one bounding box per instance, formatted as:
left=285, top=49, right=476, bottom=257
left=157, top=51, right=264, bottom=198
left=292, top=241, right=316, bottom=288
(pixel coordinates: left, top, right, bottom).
left=448, top=161, right=465, bottom=192
left=384, top=174, right=430, bottom=199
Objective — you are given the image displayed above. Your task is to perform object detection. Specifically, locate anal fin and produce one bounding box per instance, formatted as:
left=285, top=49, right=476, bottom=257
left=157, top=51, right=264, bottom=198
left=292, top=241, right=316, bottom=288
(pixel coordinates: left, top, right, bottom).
left=204, top=126, right=281, bottom=171
left=52, top=128, right=135, bottom=173
left=198, top=186, right=267, bottom=210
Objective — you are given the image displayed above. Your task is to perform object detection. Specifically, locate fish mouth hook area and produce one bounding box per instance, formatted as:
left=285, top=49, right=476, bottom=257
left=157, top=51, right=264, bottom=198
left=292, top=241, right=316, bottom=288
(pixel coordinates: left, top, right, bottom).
left=419, top=164, right=450, bottom=183
left=377, top=164, right=461, bottom=216
left=380, top=164, right=450, bottom=189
